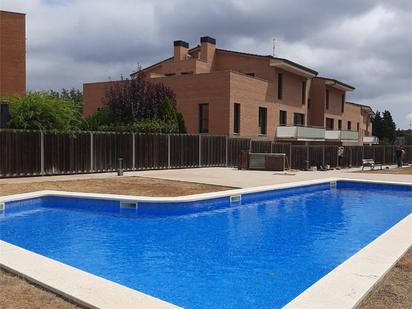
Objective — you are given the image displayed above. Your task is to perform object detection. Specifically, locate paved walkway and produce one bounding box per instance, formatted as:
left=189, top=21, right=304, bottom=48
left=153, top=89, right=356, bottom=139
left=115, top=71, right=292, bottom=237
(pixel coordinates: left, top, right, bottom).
left=134, top=167, right=412, bottom=188
left=2, top=166, right=410, bottom=189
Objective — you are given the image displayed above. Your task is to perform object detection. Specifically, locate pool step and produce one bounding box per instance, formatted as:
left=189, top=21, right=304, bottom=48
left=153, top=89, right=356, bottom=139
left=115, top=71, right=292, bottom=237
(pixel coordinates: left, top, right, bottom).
left=0, top=202, right=5, bottom=213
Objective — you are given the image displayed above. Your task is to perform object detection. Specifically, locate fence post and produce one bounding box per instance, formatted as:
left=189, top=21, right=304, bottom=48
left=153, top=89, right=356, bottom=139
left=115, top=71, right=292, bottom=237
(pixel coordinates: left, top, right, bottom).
left=225, top=135, right=228, bottom=166
left=132, top=133, right=136, bottom=170
left=290, top=143, right=292, bottom=168
left=322, top=145, right=325, bottom=166
left=90, top=132, right=94, bottom=172
left=270, top=142, right=273, bottom=153
left=40, top=131, right=45, bottom=175
left=349, top=147, right=352, bottom=167
left=362, top=145, right=364, bottom=160
left=249, top=139, right=252, bottom=153
left=198, top=135, right=202, bottom=167
left=167, top=134, right=171, bottom=168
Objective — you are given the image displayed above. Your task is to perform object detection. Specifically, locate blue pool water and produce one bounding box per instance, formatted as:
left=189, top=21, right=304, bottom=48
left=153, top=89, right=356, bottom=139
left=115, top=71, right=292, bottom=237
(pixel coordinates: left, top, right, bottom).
left=1, top=181, right=411, bottom=308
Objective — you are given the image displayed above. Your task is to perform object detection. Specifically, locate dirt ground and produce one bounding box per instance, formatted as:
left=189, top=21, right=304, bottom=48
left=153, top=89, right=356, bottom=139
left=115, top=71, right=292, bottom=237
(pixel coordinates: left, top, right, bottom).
left=359, top=166, right=412, bottom=175
left=0, top=269, right=82, bottom=309
left=0, top=176, right=411, bottom=308
left=0, top=176, right=234, bottom=197
left=357, top=247, right=412, bottom=309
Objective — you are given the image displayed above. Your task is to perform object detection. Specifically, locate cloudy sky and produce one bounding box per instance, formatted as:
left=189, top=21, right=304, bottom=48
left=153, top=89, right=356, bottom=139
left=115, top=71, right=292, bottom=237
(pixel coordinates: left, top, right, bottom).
left=2, top=0, right=411, bottom=128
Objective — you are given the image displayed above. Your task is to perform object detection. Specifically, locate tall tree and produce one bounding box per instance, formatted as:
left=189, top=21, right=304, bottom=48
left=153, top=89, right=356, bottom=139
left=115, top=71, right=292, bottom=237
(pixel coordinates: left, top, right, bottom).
left=382, top=110, right=396, bottom=143
left=372, top=111, right=384, bottom=141
left=48, top=88, right=83, bottom=114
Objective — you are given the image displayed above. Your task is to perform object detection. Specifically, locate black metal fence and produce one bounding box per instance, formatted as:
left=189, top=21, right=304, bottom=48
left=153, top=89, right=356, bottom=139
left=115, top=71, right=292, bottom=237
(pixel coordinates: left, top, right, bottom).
left=1, top=129, right=411, bottom=178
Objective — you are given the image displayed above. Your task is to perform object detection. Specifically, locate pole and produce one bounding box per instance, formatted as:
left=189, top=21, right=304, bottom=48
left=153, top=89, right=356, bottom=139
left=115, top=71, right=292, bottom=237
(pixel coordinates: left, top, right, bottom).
left=168, top=134, right=171, bottom=168
left=90, top=132, right=94, bottom=172
left=40, top=131, right=45, bottom=175
left=225, top=135, right=228, bottom=166
left=132, top=133, right=136, bottom=170
left=198, top=135, right=202, bottom=167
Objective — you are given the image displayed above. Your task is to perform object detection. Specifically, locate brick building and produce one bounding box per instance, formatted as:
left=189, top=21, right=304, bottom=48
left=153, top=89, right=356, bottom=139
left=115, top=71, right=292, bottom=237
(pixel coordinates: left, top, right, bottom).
left=0, top=10, right=26, bottom=97
left=83, top=36, right=377, bottom=145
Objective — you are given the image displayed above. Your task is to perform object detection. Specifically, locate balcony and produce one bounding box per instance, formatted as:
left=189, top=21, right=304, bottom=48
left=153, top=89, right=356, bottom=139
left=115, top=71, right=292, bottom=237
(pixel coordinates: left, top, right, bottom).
left=325, top=130, right=359, bottom=142
left=363, top=136, right=379, bottom=144
left=276, top=126, right=325, bottom=141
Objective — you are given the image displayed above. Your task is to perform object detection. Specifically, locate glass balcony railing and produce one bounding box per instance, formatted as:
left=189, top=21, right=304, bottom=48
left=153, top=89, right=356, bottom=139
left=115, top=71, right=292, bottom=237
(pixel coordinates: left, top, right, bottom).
left=325, top=130, right=359, bottom=141
left=276, top=126, right=325, bottom=140
left=276, top=126, right=360, bottom=141
left=363, top=136, right=379, bottom=144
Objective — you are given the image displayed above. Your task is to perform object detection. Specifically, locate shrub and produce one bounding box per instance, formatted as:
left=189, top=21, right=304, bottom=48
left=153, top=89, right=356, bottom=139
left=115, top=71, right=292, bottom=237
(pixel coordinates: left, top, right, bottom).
left=5, top=92, right=80, bottom=131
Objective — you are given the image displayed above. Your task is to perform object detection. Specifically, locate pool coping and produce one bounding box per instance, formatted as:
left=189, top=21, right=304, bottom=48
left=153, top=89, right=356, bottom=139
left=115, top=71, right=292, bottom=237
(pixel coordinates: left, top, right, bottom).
left=1, top=177, right=411, bottom=308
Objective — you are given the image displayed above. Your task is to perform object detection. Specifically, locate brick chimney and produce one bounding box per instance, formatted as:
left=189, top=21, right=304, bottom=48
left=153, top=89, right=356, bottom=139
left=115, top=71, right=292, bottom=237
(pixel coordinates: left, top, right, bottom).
left=200, top=36, right=216, bottom=63
left=173, top=40, right=189, bottom=62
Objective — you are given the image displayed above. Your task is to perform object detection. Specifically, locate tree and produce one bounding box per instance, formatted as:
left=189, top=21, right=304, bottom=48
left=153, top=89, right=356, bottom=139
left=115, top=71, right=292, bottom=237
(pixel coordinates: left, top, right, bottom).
left=48, top=88, right=83, bottom=114
left=97, top=71, right=185, bottom=133
left=382, top=110, right=396, bottom=143
left=372, top=111, right=384, bottom=141
left=6, top=92, right=80, bottom=131
left=372, top=110, right=397, bottom=144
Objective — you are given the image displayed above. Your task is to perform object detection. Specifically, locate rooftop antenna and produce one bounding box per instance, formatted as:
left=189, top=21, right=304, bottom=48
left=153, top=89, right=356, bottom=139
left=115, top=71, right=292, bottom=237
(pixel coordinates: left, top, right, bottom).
left=272, top=38, right=276, bottom=57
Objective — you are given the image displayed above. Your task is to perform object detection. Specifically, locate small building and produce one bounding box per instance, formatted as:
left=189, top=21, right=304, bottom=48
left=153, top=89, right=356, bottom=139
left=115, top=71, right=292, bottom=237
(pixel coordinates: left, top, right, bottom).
left=0, top=10, right=26, bottom=97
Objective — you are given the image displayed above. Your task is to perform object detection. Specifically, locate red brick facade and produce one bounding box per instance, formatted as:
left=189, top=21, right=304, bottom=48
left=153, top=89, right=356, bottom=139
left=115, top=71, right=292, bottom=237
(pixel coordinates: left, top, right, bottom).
left=0, top=10, right=26, bottom=97
left=83, top=36, right=373, bottom=143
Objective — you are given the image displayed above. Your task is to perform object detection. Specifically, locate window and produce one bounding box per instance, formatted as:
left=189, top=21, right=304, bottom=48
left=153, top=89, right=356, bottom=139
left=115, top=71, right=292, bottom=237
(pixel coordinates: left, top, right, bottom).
left=341, top=94, right=345, bottom=113
left=293, top=113, right=305, bottom=126
left=245, top=72, right=255, bottom=77
left=302, top=81, right=306, bottom=105
left=338, top=119, right=342, bottom=130
left=326, top=118, right=334, bottom=130
left=199, top=103, right=209, bottom=133
left=277, top=73, right=283, bottom=100
left=279, top=110, right=287, bottom=126
left=258, top=107, right=267, bottom=135
left=234, top=103, right=240, bottom=134
left=347, top=121, right=352, bottom=130
left=326, top=89, right=330, bottom=110
left=357, top=122, right=360, bottom=132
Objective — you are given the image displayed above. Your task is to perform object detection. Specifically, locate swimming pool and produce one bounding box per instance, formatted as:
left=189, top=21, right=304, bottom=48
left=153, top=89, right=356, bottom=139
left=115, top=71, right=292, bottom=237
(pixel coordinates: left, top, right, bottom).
left=1, top=180, right=411, bottom=308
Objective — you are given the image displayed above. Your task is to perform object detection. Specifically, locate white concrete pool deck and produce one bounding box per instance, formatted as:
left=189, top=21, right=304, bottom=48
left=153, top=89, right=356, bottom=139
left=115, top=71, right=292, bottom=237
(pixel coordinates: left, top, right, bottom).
left=1, top=165, right=410, bottom=188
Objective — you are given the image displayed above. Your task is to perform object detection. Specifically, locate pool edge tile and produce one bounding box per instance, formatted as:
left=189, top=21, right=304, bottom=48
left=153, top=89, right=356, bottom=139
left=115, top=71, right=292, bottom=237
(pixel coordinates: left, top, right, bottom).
left=0, top=241, right=182, bottom=309
left=283, top=214, right=412, bottom=309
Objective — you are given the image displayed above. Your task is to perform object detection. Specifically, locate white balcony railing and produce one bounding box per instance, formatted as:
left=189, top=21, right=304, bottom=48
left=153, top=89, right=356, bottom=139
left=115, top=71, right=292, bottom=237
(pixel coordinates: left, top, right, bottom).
left=277, top=126, right=361, bottom=142
left=325, top=130, right=359, bottom=141
left=276, top=126, right=325, bottom=140
left=363, top=136, right=379, bottom=144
